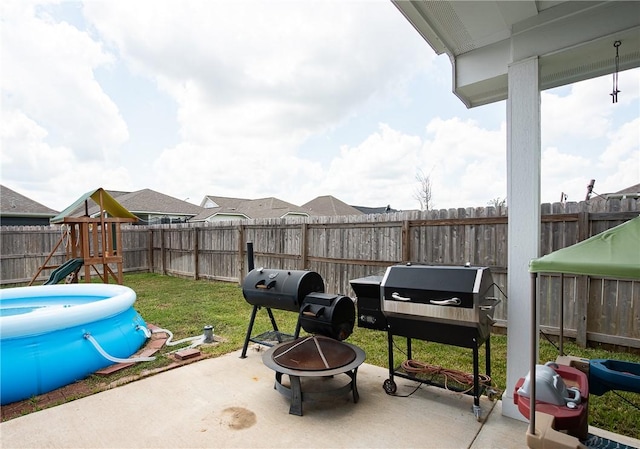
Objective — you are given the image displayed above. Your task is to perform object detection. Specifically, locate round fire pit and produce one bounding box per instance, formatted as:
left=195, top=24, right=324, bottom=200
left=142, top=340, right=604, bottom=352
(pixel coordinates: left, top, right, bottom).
left=272, top=335, right=356, bottom=371
left=263, top=336, right=366, bottom=416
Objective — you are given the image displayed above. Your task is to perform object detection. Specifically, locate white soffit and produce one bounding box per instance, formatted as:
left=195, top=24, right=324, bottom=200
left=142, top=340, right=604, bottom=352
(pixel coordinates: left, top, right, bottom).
left=393, top=0, right=640, bottom=108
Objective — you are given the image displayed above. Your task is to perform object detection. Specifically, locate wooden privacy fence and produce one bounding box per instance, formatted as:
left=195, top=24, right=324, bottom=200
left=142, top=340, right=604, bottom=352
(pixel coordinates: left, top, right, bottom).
left=1, top=199, right=638, bottom=348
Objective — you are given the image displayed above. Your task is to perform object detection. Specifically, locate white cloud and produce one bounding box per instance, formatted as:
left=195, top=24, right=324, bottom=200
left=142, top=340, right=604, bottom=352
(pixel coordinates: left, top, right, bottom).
left=0, top=1, right=637, bottom=214
left=540, top=74, right=639, bottom=201
left=543, top=82, right=611, bottom=142
left=541, top=147, right=591, bottom=202
left=314, top=119, right=508, bottom=211
left=421, top=118, right=506, bottom=209
left=599, top=117, right=640, bottom=165
left=597, top=117, right=640, bottom=192
left=539, top=116, right=639, bottom=203
left=80, top=0, right=435, bottom=208
left=0, top=109, right=133, bottom=210
left=0, top=1, right=128, bottom=161
left=83, top=1, right=430, bottom=143
left=320, top=124, right=422, bottom=208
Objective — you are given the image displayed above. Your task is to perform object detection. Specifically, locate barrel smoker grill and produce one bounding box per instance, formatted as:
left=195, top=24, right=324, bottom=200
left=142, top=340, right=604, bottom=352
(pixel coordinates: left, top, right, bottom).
left=240, top=268, right=356, bottom=358
left=350, top=264, right=500, bottom=419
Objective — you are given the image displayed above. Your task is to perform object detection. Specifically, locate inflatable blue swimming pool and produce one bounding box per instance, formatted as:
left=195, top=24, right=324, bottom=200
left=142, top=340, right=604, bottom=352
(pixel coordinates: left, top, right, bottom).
left=0, top=284, right=150, bottom=405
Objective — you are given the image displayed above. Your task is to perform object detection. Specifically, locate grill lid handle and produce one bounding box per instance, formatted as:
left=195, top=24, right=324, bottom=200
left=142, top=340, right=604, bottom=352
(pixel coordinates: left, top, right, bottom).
left=429, top=297, right=462, bottom=306
left=391, top=292, right=411, bottom=301
left=480, top=297, right=501, bottom=310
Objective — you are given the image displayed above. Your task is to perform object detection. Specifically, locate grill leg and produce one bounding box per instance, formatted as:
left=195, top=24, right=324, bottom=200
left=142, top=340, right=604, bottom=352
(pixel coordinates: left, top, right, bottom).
left=289, top=375, right=303, bottom=416
left=240, top=305, right=260, bottom=358
left=266, top=308, right=280, bottom=333
left=383, top=331, right=398, bottom=394
left=352, top=368, right=360, bottom=403
left=485, top=337, right=491, bottom=378
left=345, top=368, right=360, bottom=403
left=294, top=310, right=302, bottom=339
left=473, top=339, right=479, bottom=407
left=473, top=339, right=483, bottom=420
left=387, top=331, right=394, bottom=380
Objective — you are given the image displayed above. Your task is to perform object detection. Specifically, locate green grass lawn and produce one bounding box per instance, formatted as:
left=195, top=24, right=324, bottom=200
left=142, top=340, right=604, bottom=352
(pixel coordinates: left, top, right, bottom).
left=108, top=273, right=638, bottom=439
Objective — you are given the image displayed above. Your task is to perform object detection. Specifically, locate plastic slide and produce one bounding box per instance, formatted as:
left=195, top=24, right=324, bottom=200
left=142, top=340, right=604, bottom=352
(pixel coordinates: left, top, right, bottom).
left=44, top=258, right=84, bottom=285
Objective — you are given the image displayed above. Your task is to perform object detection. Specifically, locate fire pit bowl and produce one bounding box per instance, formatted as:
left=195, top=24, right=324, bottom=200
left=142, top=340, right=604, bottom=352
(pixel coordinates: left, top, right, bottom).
left=262, top=336, right=366, bottom=416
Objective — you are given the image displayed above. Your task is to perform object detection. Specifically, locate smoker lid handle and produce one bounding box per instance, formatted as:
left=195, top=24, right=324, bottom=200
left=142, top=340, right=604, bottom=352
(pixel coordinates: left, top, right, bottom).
left=303, top=309, right=323, bottom=317
left=429, top=298, right=461, bottom=306
left=255, top=280, right=276, bottom=289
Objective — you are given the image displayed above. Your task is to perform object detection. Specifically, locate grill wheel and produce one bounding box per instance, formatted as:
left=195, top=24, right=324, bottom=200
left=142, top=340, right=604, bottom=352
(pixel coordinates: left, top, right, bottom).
left=383, top=378, right=397, bottom=394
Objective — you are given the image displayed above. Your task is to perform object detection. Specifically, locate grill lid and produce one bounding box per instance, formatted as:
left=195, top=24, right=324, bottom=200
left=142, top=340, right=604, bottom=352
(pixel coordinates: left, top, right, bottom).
left=242, top=268, right=324, bottom=312
left=380, top=264, right=498, bottom=327
left=381, top=264, right=493, bottom=309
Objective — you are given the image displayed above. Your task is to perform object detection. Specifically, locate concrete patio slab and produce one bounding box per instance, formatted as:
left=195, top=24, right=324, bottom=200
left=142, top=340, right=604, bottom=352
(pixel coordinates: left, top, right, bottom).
left=1, top=346, right=530, bottom=448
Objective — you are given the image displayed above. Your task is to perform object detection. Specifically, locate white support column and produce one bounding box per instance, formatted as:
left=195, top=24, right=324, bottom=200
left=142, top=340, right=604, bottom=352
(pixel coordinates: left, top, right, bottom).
left=501, top=56, right=541, bottom=421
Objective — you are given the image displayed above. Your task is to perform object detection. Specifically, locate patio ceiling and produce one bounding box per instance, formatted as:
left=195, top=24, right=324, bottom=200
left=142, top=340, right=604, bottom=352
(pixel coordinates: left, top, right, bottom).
left=393, top=1, right=640, bottom=107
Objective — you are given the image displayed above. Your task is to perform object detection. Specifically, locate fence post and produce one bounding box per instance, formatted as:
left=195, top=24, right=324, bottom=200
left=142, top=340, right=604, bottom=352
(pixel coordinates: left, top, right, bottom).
left=575, top=211, right=590, bottom=347
left=237, top=225, right=245, bottom=282
left=402, top=220, right=410, bottom=262
left=148, top=229, right=154, bottom=273
left=193, top=227, right=199, bottom=280
left=301, top=223, right=308, bottom=270
left=161, top=228, right=166, bottom=275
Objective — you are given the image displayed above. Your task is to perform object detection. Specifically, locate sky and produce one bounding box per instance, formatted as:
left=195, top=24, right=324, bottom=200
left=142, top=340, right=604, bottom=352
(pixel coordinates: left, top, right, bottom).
left=1, top=1, right=639, bottom=213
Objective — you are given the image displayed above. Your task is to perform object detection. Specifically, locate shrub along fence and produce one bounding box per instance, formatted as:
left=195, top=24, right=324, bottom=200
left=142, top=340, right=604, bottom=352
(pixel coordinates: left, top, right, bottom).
left=1, top=199, right=638, bottom=349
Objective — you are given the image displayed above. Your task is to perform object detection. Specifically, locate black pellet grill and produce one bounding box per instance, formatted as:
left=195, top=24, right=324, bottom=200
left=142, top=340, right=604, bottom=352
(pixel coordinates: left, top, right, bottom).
left=350, top=264, right=500, bottom=419
left=241, top=267, right=356, bottom=358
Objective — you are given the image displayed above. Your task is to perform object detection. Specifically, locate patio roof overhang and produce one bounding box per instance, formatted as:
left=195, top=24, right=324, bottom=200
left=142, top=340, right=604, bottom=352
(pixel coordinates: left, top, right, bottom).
left=393, top=1, right=640, bottom=107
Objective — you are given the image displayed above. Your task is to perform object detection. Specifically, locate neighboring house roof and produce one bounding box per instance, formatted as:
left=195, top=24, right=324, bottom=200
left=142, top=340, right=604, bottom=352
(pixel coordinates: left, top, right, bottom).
left=352, top=205, right=398, bottom=214
left=194, top=195, right=309, bottom=221
left=200, top=195, right=251, bottom=209
left=106, top=189, right=204, bottom=217
left=0, top=185, right=59, bottom=218
left=589, top=183, right=640, bottom=203
left=606, top=183, right=640, bottom=199
left=302, top=196, right=364, bottom=217
left=60, top=188, right=203, bottom=222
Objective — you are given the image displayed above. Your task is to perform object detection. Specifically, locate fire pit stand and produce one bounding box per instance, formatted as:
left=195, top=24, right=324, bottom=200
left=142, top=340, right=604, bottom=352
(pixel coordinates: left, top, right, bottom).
left=262, top=336, right=366, bottom=416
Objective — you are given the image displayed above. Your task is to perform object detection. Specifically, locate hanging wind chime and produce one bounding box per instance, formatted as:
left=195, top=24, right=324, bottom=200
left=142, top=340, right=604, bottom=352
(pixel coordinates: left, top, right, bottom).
left=610, top=40, right=621, bottom=103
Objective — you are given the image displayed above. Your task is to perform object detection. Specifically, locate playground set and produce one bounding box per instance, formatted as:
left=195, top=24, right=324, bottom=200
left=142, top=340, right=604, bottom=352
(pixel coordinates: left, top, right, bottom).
left=29, top=188, right=137, bottom=286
